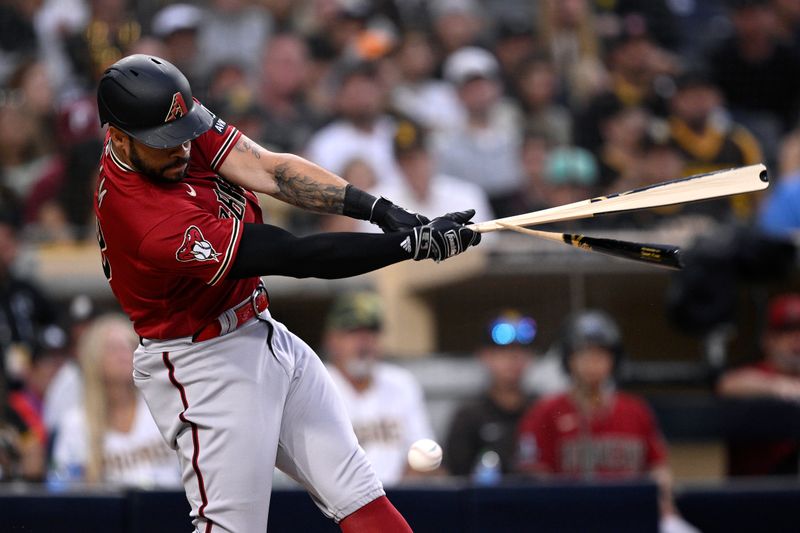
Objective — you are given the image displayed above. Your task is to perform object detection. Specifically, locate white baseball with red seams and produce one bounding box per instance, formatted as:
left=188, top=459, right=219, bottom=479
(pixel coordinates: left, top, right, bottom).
left=407, top=439, right=443, bottom=472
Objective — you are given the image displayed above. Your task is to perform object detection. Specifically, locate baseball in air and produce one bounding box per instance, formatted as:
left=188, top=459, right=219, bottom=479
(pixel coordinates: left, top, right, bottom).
left=407, top=439, right=443, bottom=472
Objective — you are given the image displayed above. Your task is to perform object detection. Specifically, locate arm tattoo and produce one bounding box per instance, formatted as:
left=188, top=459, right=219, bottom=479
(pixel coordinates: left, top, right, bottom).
left=273, top=162, right=345, bottom=214
left=234, top=138, right=261, bottom=159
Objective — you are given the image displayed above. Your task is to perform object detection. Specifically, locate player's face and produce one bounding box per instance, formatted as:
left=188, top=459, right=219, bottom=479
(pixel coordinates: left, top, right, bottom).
left=765, top=328, right=800, bottom=374
left=569, top=346, right=614, bottom=389
left=128, top=136, right=191, bottom=183
left=327, top=328, right=381, bottom=382
left=480, top=345, right=531, bottom=389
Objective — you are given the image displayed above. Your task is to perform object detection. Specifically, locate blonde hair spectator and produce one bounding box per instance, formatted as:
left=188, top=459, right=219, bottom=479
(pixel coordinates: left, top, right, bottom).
left=50, top=314, right=180, bottom=487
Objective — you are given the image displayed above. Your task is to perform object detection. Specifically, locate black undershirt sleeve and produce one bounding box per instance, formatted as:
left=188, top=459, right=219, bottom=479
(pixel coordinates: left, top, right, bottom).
left=227, top=223, right=412, bottom=280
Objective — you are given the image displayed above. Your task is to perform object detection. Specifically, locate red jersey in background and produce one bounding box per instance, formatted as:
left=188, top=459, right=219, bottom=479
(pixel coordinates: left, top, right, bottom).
left=517, top=391, right=667, bottom=479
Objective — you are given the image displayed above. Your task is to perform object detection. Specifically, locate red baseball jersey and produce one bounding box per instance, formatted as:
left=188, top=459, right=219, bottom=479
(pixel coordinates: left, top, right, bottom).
left=517, top=392, right=667, bottom=479
left=94, top=112, right=263, bottom=339
left=725, top=361, right=800, bottom=476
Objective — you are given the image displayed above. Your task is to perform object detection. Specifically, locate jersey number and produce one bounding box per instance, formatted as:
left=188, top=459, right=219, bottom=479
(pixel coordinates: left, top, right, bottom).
left=96, top=219, right=112, bottom=281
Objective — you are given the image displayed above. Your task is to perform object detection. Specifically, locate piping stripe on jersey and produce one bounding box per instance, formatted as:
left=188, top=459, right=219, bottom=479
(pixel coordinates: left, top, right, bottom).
left=210, top=128, right=239, bottom=171
left=162, top=352, right=213, bottom=533
left=108, top=144, right=136, bottom=173
left=208, top=217, right=240, bottom=286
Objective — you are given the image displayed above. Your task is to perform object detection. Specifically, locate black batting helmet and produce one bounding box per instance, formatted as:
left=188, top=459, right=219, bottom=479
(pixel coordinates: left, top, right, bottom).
left=97, top=55, right=213, bottom=148
left=559, top=309, right=624, bottom=374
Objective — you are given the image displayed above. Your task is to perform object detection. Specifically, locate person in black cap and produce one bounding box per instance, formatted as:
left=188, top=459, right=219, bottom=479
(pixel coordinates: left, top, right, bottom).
left=94, top=54, right=479, bottom=532
left=665, top=69, right=762, bottom=221
left=0, top=188, right=59, bottom=397
left=444, top=310, right=538, bottom=478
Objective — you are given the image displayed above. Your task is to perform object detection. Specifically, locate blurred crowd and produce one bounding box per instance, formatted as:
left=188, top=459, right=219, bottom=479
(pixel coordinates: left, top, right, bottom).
left=3, top=0, right=800, bottom=243
left=2, top=1, right=800, bottom=525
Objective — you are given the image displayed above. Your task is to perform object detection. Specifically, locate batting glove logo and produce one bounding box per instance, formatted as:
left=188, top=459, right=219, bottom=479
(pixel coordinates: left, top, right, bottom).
left=176, top=225, right=220, bottom=262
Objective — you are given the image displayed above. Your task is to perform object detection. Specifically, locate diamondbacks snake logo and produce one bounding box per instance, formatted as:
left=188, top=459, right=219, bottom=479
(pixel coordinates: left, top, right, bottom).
left=176, top=225, right=220, bottom=262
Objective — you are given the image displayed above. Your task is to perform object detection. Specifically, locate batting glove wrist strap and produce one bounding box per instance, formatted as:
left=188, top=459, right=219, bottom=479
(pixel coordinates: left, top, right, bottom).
left=371, top=197, right=430, bottom=233
left=342, top=184, right=379, bottom=221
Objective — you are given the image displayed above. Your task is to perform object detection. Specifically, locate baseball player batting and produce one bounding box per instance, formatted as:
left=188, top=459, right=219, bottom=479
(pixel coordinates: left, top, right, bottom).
left=94, top=55, right=480, bottom=533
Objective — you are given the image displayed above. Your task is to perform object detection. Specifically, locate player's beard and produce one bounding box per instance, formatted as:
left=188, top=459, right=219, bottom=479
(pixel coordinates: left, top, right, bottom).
left=344, top=357, right=374, bottom=382
left=129, top=142, right=190, bottom=183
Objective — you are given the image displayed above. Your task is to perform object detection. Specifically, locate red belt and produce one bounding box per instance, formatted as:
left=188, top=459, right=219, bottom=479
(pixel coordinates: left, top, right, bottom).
left=193, top=286, right=269, bottom=342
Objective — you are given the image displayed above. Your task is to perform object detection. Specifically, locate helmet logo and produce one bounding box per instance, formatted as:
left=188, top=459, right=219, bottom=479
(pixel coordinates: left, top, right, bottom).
left=176, top=225, right=220, bottom=262
left=165, top=92, right=189, bottom=123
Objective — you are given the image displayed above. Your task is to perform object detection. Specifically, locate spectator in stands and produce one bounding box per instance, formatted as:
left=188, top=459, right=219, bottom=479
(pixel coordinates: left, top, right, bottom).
left=594, top=2, right=680, bottom=51
left=492, top=16, right=538, bottom=101
left=573, top=21, right=676, bottom=151
left=523, top=146, right=599, bottom=216
left=537, top=0, right=607, bottom=108
left=302, top=0, right=372, bottom=62
left=517, top=310, right=698, bottom=533
left=517, top=129, right=554, bottom=212
left=390, top=30, right=463, bottom=133
left=50, top=314, right=181, bottom=487
left=444, top=310, right=537, bottom=477
left=0, top=61, right=57, bottom=203
left=305, top=60, right=402, bottom=187
left=515, top=54, right=573, bottom=147
left=6, top=324, right=69, bottom=481
left=605, top=130, right=691, bottom=229
left=433, top=46, right=524, bottom=217
left=665, top=70, right=762, bottom=221
left=33, top=0, right=91, bottom=95
left=358, top=118, right=493, bottom=232
left=592, top=95, right=650, bottom=190
left=708, top=0, right=800, bottom=144
left=257, top=32, right=323, bottom=154
left=430, top=0, right=487, bottom=57
left=0, top=0, right=39, bottom=83
left=759, top=177, right=800, bottom=236
left=758, top=130, right=800, bottom=235
left=78, top=0, right=142, bottom=82
left=43, top=294, right=96, bottom=436
left=717, top=293, right=800, bottom=476
left=0, top=189, right=58, bottom=394
left=323, top=291, right=436, bottom=486
left=771, top=0, right=800, bottom=53
left=196, top=0, right=273, bottom=80
left=151, top=3, right=204, bottom=93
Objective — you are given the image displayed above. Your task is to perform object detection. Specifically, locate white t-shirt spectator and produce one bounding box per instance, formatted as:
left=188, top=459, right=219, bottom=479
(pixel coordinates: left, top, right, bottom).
left=305, top=116, right=402, bottom=187
left=326, top=362, right=434, bottom=486
left=391, top=81, right=464, bottom=134
left=51, top=395, right=181, bottom=488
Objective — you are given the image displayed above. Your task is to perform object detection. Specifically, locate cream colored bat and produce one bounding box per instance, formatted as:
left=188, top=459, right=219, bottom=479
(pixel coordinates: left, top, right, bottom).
left=469, top=164, right=768, bottom=233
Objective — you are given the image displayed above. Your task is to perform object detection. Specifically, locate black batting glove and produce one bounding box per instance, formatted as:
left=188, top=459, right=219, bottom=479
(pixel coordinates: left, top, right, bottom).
left=407, top=210, right=481, bottom=262
left=370, top=197, right=430, bottom=233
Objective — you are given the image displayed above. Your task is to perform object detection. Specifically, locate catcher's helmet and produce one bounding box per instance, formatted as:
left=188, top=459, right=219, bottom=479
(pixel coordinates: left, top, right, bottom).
left=559, top=310, right=624, bottom=373
left=97, top=55, right=213, bottom=148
